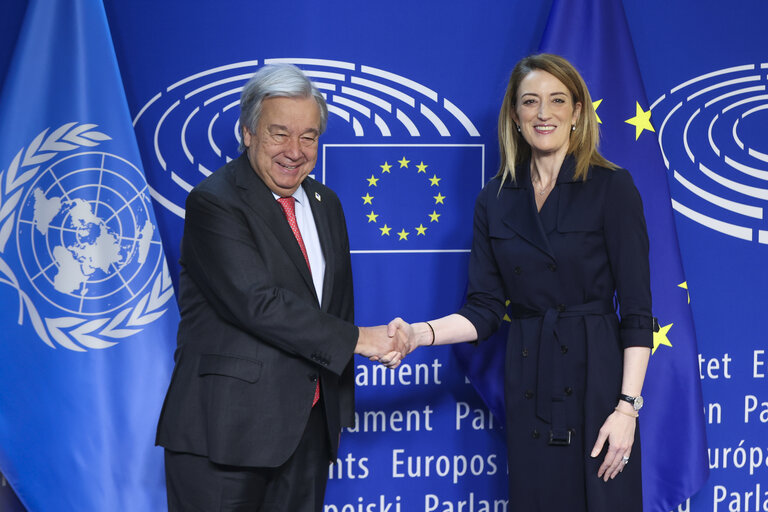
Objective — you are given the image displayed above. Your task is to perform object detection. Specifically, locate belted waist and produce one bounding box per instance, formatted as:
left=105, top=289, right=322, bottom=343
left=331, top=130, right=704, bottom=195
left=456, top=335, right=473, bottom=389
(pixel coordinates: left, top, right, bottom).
left=509, top=300, right=615, bottom=445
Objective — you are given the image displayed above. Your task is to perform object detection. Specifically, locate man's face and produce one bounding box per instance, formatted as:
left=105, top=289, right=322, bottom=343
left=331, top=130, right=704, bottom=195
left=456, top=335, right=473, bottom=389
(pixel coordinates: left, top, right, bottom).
left=242, top=96, right=321, bottom=196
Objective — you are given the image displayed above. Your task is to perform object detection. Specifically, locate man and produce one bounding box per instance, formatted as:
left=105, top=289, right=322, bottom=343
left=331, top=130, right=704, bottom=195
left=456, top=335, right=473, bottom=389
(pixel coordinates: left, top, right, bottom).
left=156, top=64, right=405, bottom=511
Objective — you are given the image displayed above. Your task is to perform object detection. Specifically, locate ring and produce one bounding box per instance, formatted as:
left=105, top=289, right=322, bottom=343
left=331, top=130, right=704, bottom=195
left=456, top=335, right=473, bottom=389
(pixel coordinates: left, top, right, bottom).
left=622, top=456, right=630, bottom=464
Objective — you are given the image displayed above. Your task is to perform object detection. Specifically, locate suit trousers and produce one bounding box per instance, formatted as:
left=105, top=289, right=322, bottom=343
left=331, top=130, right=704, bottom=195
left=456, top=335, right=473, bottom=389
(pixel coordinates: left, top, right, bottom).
left=165, top=401, right=331, bottom=512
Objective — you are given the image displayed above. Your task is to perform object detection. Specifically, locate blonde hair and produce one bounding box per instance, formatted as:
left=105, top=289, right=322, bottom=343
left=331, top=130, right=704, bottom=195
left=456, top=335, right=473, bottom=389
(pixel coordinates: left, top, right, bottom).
left=496, top=53, right=616, bottom=184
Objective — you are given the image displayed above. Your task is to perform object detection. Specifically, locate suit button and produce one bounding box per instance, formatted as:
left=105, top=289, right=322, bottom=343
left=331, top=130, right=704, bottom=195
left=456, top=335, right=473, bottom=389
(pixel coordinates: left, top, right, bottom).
left=548, top=263, right=557, bottom=272
left=524, top=390, right=534, bottom=399
left=561, top=345, right=568, bottom=354
left=522, top=348, right=529, bottom=357
left=532, top=429, right=540, bottom=439
left=564, top=386, right=573, bottom=396
left=514, top=266, right=522, bottom=275
left=557, top=304, right=566, bottom=312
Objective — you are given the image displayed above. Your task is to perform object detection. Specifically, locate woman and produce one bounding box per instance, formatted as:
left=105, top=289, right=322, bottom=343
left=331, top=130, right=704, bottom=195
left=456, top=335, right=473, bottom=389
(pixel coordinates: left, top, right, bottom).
left=392, top=54, right=653, bottom=511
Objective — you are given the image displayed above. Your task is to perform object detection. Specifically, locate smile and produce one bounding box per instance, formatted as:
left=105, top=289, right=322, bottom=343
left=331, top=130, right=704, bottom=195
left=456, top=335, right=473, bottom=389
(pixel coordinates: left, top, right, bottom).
left=534, top=125, right=556, bottom=134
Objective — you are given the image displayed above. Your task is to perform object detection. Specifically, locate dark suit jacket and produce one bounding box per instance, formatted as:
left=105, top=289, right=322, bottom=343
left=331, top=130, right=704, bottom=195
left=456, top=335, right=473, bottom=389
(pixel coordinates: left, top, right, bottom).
left=156, top=153, right=358, bottom=468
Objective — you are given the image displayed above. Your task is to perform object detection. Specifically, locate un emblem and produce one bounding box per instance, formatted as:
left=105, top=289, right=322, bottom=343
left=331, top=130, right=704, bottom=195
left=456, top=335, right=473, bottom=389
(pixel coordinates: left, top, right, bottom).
left=0, top=123, right=174, bottom=351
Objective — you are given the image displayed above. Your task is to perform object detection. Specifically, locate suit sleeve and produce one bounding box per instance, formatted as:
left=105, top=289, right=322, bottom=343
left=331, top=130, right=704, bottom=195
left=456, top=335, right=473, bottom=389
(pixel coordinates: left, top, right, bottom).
left=181, top=186, right=358, bottom=376
left=457, top=184, right=508, bottom=341
left=603, top=168, right=654, bottom=349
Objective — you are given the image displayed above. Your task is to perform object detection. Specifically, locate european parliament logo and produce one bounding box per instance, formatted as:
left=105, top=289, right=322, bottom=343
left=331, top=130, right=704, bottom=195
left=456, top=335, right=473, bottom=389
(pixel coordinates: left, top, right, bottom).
left=652, top=62, right=768, bottom=245
left=132, top=58, right=484, bottom=254
left=0, top=123, right=174, bottom=351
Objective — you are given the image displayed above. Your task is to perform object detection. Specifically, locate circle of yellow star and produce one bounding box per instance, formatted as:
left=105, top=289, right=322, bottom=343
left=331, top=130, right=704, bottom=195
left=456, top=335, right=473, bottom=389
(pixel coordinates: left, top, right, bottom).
left=433, top=193, right=446, bottom=205
left=367, top=174, right=379, bottom=187
left=429, top=210, right=440, bottom=222
left=380, top=161, right=392, bottom=173
left=398, top=156, right=410, bottom=168
left=625, top=101, right=655, bottom=140
left=415, top=224, right=427, bottom=235
left=397, top=228, right=410, bottom=240
left=361, top=193, right=374, bottom=205
left=366, top=211, right=378, bottom=223
left=379, top=224, right=392, bottom=236
left=416, top=161, right=428, bottom=173
left=429, top=174, right=441, bottom=186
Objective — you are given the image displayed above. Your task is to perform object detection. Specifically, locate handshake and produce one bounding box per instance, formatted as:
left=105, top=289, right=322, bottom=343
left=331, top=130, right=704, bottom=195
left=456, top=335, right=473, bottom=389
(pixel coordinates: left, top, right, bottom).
left=355, top=318, right=418, bottom=369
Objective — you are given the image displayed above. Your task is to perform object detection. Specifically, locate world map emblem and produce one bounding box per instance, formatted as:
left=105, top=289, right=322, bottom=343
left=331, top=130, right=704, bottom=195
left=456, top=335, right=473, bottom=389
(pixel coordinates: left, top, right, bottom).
left=0, top=123, right=174, bottom=351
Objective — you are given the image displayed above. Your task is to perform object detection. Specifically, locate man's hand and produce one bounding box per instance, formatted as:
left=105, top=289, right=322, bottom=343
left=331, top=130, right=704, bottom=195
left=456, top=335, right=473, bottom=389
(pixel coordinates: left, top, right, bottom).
left=355, top=325, right=409, bottom=369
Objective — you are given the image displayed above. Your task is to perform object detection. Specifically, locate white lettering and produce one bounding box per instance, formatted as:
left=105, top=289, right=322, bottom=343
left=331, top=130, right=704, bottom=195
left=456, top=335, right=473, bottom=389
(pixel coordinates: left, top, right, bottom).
left=754, top=350, right=766, bottom=378
left=699, top=353, right=732, bottom=379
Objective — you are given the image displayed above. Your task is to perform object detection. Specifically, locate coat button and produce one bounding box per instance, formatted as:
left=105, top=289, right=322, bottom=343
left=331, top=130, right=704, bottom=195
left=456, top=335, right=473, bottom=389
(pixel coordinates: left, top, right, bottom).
left=514, top=266, right=522, bottom=275
left=557, top=304, right=566, bottom=312
left=548, top=263, right=557, bottom=272
left=561, top=345, right=568, bottom=354
left=532, top=429, right=540, bottom=439
left=524, top=390, right=534, bottom=399
left=522, top=348, right=529, bottom=357
left=564, top=386, right=573, bottom=396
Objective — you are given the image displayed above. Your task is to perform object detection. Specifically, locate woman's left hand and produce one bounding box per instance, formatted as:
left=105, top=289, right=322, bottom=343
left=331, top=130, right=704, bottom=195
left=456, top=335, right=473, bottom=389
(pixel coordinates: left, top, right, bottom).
left=590, top=407, right=637, bottom=481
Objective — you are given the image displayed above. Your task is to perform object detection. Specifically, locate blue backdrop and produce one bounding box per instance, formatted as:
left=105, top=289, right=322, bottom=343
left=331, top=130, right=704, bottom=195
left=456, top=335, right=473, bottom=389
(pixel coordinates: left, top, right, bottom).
left=1, top=1, right=766, bottom=511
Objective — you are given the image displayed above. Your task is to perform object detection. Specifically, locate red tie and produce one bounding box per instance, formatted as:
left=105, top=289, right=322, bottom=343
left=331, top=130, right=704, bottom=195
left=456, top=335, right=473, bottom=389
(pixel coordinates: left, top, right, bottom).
left=276, top=196, right=320, bottom=407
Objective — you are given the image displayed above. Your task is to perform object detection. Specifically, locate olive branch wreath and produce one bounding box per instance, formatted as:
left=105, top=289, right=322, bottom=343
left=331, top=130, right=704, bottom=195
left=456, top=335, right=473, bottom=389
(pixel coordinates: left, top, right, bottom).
left=0, top=122, right=174, bottom=352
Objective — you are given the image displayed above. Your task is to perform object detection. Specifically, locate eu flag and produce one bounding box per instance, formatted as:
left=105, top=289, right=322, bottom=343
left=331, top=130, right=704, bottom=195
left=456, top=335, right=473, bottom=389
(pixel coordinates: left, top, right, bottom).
left=457, top=1, right=709, bottom=510
left=0, top=1, right=178, bottom=510
left=324, top=144, right=482, bottom=252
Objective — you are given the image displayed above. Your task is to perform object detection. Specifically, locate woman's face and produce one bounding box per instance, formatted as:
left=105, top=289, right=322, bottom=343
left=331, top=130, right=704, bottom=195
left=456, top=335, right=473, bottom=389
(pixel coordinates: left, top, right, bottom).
left=513, top=69, right=581, bottom=159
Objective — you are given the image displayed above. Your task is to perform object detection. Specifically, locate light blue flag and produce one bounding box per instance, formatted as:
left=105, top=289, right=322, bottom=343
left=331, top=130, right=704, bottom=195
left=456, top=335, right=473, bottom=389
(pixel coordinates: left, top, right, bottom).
left=0, top=1, right=178, bottom=510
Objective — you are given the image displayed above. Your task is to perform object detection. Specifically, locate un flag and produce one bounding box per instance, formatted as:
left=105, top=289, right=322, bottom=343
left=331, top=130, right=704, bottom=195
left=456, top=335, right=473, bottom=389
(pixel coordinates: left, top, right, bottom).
left=0, top=1, right=178, bottom=510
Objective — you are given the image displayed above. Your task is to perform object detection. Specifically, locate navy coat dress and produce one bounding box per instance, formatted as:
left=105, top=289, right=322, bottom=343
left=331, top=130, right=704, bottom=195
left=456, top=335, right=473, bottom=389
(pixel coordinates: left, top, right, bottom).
left=458, top=155, right=654, bottom=511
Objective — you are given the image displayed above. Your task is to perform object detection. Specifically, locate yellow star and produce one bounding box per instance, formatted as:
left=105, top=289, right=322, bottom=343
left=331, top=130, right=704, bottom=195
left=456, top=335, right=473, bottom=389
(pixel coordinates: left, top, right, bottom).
left=397, top=228, right=410, bottom=240
left=429, top=174, right=441, bottom=186
left=415, top=224, right=427, bottom=235
left=678, top=281, right=690, bottom=304
left=429, top=210, right=440, bottom=222
left=398, top=156, right=410, bottom=168
left=593, top=99, right=603, bottom=124
left=366, top=211, right=378, bottom=223
left=433, top=193, right=446, bottom=205
left=362, top=193, right=374, bottom=205
left=379, top=224, right=392, bottom=236
left=367, top=174, right=379, bottom=187
left=625, top=101, right=655, bottom=140
left=652, top=323, right=673, bottom=355
left=416, top=161, right=428, bottom=173
left=380, top=161, right=392, bottom=173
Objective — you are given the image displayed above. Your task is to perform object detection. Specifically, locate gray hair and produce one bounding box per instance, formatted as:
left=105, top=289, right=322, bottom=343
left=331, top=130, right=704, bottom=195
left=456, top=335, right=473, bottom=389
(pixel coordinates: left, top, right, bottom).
left=238, top=64, right=328, bottom=152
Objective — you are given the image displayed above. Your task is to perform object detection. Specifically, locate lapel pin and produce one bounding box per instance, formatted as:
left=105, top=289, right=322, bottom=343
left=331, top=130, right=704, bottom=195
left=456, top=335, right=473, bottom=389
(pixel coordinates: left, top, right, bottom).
left=315, top=192, right=322, bottom=202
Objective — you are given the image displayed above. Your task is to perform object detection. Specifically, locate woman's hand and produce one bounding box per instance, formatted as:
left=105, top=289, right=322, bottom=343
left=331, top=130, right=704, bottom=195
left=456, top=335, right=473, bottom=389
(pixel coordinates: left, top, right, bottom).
left=590, top=405, right=637, bottom=481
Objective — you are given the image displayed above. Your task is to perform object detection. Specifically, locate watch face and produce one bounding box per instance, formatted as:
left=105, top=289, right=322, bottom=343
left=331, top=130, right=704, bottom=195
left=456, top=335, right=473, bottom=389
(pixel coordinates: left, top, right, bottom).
left=634, top=395, right=644, bottom=411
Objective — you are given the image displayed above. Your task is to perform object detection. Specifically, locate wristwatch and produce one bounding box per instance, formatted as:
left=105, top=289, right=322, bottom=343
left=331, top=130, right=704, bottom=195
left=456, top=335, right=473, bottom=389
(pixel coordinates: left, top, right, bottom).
left=618, top=393, right=644, bottom=411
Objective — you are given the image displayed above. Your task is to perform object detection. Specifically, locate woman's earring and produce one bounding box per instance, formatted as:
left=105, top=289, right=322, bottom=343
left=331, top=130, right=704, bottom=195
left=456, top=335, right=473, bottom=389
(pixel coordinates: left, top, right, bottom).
left=516, top=124, right=521, bottom=132
left=571, top=125, right=576, bottom=132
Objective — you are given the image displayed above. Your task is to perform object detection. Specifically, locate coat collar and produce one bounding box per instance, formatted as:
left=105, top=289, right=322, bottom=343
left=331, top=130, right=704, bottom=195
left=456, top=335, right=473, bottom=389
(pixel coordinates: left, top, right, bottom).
left=232, top=154, right=333, bottom=307
left=501, top=153, right=586, bottom=189
left=495, top=154, right=588, bottom=261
